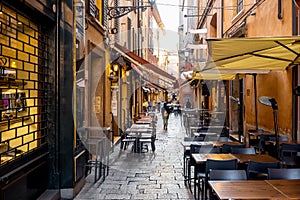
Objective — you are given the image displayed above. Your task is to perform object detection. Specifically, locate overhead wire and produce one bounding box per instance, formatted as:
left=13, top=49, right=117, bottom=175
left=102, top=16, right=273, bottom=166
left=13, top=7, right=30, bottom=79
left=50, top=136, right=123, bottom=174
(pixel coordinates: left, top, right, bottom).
left=156, top=2, right=257, bottom=10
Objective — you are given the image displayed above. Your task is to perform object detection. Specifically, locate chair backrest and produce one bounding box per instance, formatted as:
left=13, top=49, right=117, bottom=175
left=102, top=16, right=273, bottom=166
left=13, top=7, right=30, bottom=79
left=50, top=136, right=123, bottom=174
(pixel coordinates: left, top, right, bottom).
left=209, top=147, right=221, bottom=153
left=247, top=160, right=281, bottom=180
left=231, top=147, right=256, bottom=154
left=258, top=134, right=275, bottom=152
left=221, top=144, right=245, bottom=153
left=268, top=168, right=300, bottom=180
left=206, top=159, right=238, bottom=171
left=279, top=135, right=289, bottom=141
left=206, top=159, right=238, bottom=180
left=280, top=144, right=300, bottom=167
left=190, top=144, right=214, bottom=154
left=210, top=169, right=247, bottom=180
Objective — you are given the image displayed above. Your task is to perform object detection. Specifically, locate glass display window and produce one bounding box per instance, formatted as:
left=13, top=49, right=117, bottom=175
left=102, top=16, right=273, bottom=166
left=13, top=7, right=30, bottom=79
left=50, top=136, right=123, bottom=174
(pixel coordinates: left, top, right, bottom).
left=0, top=4, right=50, bottom=165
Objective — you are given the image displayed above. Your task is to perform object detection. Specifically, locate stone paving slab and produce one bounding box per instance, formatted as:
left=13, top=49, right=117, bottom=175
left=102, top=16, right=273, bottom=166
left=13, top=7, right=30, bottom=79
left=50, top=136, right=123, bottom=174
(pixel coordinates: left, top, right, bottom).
left=74, top=113, right=194, bottom=200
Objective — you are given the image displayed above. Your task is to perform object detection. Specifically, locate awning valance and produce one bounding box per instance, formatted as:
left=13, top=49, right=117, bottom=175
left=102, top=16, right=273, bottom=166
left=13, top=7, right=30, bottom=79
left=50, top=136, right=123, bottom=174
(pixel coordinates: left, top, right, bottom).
left=193, top=71, right=237, bottom=80
left=182, top=70, right=238, bottom=81
left=201, top=36, right=300, bottom=71
left=113, top=43, right=176, bottom=84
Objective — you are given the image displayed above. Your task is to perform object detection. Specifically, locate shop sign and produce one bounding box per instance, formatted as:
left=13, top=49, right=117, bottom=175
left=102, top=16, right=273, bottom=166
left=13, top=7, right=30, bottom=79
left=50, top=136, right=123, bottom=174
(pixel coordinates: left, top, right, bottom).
left=111, top=86, right=119, bottom=116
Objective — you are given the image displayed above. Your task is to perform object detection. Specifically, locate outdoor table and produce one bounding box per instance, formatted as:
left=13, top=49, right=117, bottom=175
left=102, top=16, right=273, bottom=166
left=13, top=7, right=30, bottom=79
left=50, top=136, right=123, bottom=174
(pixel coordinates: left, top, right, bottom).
left=266, top=179, right=300, bottom=199
left=209, top=180, right=288, bottom=200
left=192, top=132, right=218, bottom=137
left=181, top=141, right=241, bottom=151
left=232, top=153, right=279, bottom=164
left=135, top=120, right=152, bottom=124
left=125, top=127, right=154, bottom=153
left=130, top=124, right=151, bottom=129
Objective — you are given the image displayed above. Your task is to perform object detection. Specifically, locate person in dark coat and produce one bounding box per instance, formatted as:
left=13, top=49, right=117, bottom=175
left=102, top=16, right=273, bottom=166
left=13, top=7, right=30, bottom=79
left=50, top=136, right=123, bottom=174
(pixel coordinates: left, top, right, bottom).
left=162, top=102, right=171, bottom=130
left=185, top=98, right=192, bottom=109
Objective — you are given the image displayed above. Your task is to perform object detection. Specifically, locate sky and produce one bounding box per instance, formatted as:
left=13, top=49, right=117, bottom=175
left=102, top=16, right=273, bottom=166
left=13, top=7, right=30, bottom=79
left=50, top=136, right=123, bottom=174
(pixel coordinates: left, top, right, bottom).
left=153, top=0, right=180, bottom=77
left=155, top=0, right=179, bottom=32
left=154, top=0, right=180, bottom=52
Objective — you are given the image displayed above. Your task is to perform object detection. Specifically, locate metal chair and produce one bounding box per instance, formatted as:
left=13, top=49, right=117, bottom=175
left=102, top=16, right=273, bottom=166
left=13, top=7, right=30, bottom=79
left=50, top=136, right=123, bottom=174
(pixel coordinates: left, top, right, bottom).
left=186, top=143, right=214, bottom=190
left=197, top=158, right=238, bottom=200
left=183, top=136, right=205, bottom=185
left=231, top=147, right=256, bottom=154
left=280, top=143, right=300, bottom=168
left=247, top=160, right=281, bottom=180
left=221, top=143, right=245, bottom=153
left=268, top=168, right=300, bottom=180
left=209, top=169, right=247, bottom=200
left=210, top=169, right=247, bottom=180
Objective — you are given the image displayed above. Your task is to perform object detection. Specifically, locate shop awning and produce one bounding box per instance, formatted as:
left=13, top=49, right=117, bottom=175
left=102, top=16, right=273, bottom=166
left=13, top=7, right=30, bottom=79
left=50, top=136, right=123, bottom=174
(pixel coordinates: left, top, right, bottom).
left=112, top=43, right=176, bottom=84
left=182, top=70, right=238, bottom=81
left=193, top=71, right=237, bottom=80
left=201, top=36, right=300, bottom=71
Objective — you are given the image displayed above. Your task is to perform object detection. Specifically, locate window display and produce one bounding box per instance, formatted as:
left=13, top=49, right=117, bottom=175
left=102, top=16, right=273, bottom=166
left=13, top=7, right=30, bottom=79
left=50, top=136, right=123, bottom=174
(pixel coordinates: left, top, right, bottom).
left=0, top=5, right=50, bottom=165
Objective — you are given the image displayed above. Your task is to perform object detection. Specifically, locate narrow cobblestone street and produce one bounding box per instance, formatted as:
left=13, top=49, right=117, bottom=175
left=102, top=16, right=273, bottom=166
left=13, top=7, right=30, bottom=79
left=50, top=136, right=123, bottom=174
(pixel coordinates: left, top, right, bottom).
left=74, top=112, right=194, bottom=200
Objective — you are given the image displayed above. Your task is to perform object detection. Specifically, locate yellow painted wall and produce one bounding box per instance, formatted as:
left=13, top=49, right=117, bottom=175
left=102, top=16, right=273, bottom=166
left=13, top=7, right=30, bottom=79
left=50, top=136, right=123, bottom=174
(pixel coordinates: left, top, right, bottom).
left=222, top=0, right=294, bottom=138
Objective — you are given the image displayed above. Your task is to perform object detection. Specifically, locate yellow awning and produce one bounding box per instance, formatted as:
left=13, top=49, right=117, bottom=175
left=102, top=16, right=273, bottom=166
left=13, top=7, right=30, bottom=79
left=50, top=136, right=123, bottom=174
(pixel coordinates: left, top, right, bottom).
left=192, top=71, right=237, bottom=80
left=202, top=36, right=300, bottom=71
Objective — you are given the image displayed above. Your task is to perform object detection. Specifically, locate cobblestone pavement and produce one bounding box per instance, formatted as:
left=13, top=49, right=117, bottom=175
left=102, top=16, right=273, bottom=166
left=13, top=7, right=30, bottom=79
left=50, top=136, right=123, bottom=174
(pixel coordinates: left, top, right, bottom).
left=74, top=112, right=194, bottom=200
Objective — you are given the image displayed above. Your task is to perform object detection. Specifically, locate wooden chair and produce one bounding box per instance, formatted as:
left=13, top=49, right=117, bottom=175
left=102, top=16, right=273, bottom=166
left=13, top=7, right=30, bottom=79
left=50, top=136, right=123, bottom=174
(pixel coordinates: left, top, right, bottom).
left=231, top=147, right=256, bottom=154
left=247, top=160, right=281, bottom=180
left=268, top=168, right=300, bottom=180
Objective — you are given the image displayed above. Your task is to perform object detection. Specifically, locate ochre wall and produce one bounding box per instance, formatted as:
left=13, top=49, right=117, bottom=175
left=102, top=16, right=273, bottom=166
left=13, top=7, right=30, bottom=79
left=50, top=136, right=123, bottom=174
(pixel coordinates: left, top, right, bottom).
left=222, top=0, right=294, bottom=138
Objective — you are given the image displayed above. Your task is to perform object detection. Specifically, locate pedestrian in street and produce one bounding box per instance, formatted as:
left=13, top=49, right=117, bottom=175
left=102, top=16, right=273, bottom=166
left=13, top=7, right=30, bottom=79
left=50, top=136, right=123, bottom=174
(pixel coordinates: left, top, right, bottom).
left=185, top=98, right=192, bottom=109
left=142, top=99, right=148, bottom=113
left=162, top=102, right=171, bottom=130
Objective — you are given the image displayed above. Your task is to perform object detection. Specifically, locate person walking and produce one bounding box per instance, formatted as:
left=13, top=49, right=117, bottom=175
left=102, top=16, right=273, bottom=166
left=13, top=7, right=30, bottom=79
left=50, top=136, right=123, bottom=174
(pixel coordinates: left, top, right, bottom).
left=185, top=98, right=192, bottom=109
left=162, top=102, right=171, bottom=130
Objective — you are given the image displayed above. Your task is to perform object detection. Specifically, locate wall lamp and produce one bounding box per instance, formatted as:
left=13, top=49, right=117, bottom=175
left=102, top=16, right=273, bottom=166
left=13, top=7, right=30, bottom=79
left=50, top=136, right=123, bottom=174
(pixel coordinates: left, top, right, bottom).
left=107, top=0, right=155, bottom=20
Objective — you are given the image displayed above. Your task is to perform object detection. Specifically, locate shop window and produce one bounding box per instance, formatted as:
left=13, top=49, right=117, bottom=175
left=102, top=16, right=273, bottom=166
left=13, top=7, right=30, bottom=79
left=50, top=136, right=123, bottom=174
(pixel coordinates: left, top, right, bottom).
left=0, top=5, right=50, bottom=165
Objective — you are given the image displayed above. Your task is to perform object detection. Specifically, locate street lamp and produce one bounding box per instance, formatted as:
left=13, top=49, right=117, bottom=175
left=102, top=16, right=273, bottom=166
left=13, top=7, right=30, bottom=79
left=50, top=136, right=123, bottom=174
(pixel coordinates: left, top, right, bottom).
left=107, top=0, right=155, bottom=20
left=258, top=96, right=279, bottom=157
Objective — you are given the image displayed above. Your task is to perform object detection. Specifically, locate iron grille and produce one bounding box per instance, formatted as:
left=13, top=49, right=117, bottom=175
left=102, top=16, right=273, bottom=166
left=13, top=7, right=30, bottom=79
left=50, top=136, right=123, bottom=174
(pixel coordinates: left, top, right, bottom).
left=0, top=4, right=51, bottom=166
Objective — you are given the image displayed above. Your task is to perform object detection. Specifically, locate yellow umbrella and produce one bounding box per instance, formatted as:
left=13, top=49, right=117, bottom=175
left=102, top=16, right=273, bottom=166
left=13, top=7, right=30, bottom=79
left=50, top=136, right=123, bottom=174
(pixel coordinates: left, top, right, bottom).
left=203, top=36, right=300, bottom=71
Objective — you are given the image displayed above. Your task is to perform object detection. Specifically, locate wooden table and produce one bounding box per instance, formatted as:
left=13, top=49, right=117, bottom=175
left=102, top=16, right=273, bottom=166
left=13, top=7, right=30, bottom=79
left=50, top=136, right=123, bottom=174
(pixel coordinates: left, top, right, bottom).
left=209, top=180, right=289, bottom=199
left=232, top=154, right=279, bottom=164
left=130, top=124, right=151, bottom=129
left=266, top=179, right=300, bottom=199
left=192, top=132, right=218, bottom=137
left=181, top=141, right=241, bottom=151
left=192, top=153, right=237, bottom=164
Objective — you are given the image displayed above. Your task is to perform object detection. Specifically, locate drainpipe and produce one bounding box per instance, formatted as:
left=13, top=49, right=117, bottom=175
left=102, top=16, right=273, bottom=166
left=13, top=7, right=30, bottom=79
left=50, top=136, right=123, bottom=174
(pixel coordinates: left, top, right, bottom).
left=278, top=0, right=283, bottom=20
left=221, top=0, right=223, bottom=37
left=292, top=0, right=298, bottom=140
left=55, top=0, right=61, bottom=186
